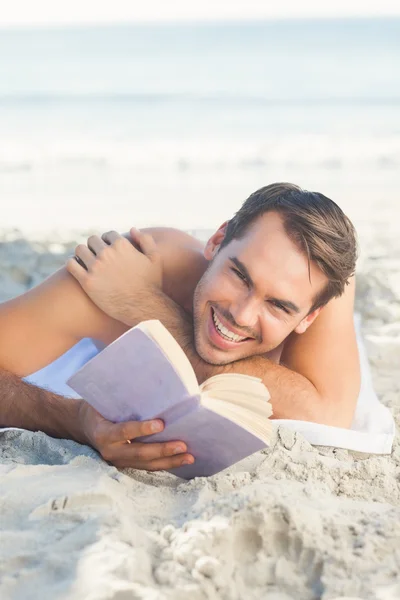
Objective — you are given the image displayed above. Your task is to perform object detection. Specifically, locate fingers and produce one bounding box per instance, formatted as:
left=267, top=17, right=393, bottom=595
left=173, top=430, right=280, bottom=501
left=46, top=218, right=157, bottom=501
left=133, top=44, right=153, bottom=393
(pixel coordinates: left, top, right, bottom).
left=67, top=235, right=109, bottom=278
left=74, top=256, right=88, bottom=271
left=96, top=417, right=195, bottom=470
left=89, top=229, right=153, bottom=261
left=124, top=453, right=195, bottom=471
left=106, top=418, right=164, bottom=444
left=130, top=228, right=158, bottom=260
left=113, top=440, right=192, bottom=465
left=102, top=230, right=123, bottom=245
left=75, top=244, right=97, bottom=270
left=66, top=256, right=87, bottom=283
left=87, top=235, right=107, bottom=255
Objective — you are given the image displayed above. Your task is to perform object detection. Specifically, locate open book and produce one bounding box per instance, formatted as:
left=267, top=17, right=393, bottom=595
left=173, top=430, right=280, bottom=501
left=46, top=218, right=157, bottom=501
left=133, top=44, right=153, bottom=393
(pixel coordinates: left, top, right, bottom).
left=67, top=320, right=273, bottom=479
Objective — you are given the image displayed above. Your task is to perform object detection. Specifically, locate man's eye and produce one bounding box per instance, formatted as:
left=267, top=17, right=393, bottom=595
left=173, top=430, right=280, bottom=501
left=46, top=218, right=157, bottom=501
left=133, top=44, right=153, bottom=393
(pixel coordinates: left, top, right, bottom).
left=231, top=268, right=247, bottom=283
left=271, top=300, right=289, bottom=314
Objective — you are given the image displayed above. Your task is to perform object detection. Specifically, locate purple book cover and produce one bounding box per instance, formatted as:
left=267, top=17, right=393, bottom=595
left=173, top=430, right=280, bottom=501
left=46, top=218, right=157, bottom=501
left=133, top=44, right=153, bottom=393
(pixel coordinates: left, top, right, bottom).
left=68, top=328, right=190, bottom=422
left=139, top=406, right=267, bottom=479
left=68, top=326, right=267, bottom=479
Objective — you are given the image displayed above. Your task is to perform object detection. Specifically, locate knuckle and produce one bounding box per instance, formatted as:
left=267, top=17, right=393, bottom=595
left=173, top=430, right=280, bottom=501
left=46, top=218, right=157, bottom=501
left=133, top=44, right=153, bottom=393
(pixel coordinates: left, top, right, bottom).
left=114, top=237, right=127, bottom=250
left=119, top=423, right=135, bottom=441
left=97, top=251, right=108, bottom=263
left=89, top=259, right=102, bottom=273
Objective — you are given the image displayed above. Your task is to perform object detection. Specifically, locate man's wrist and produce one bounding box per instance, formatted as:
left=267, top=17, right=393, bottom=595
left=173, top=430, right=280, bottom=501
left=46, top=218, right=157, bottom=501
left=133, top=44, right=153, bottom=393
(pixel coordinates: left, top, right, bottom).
left=0, top=368, right=89, bottom=444
left=26, top=390, right=87, bottom=444
left=60, top=397, right=90, bottom=445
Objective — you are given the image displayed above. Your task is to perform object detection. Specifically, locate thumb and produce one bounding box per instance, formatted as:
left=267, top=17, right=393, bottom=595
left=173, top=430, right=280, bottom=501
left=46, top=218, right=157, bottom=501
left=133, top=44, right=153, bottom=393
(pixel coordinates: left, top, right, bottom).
left=130, top=228, right=159, bottom=261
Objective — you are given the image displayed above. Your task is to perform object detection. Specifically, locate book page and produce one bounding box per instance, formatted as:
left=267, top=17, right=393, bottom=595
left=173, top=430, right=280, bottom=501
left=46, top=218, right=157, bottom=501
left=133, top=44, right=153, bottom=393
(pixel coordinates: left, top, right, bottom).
left=199, top=372, right=273, bottom=442
left=137, top=320, right=199, bottom=396
left=200, top=394, right=272, bottom=444
left=200, top=373, right=271, bottom=404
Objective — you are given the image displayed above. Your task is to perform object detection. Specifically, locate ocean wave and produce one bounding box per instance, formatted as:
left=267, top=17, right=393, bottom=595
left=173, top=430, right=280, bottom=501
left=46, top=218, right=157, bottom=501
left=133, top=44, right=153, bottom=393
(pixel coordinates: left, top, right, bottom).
left=1, top=135, right=399, bottom=173
left=0, top=93, right=400, bottom=107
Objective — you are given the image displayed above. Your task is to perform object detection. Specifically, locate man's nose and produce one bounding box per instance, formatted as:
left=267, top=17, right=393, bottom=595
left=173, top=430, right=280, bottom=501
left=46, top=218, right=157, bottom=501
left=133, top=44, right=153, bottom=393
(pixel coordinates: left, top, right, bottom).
left=230, top=295, right=259, bottom=331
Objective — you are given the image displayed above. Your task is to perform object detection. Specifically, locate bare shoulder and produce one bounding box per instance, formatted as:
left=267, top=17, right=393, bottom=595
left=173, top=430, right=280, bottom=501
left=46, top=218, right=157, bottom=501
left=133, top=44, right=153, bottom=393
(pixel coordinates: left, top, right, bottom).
left=280, top=276, right=360, bottom=427
left=145, top=227, right=205, bottom=253
left=141, top=227, right=208, bottom=307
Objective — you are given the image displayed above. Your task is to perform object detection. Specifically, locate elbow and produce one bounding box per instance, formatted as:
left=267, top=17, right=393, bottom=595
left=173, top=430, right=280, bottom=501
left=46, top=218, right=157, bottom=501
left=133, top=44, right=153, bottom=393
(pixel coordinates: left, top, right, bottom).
left=270, top=394, right=357, bottom=429
left=316, top=394, right=358, bottom=429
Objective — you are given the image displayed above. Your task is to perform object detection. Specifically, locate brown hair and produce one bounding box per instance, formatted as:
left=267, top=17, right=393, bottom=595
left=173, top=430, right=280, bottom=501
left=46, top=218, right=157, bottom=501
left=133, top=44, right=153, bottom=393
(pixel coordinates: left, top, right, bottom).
left=219, top=182, right=358, bottom=312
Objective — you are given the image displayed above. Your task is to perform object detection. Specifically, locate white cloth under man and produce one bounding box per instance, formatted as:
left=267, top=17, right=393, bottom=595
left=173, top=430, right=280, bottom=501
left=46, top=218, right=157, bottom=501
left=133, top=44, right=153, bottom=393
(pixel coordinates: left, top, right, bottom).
left=18, top=313, right=395, bottom=455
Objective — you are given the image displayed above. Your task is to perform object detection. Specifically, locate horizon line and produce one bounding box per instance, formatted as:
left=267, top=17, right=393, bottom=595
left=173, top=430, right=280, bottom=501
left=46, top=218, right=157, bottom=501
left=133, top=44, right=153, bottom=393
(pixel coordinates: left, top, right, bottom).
left=1, top=14, right=400, bottom=31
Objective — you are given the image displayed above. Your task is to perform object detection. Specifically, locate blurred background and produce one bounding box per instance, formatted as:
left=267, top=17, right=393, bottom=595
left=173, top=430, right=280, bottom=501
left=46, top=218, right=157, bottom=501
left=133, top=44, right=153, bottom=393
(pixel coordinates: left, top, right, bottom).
left=0, top=0, right=399, bottom=239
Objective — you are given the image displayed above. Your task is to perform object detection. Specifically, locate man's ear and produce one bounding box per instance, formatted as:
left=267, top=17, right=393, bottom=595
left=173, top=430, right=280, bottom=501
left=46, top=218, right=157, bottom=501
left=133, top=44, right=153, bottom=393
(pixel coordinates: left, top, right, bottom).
left=204, top=221, right=229, bottom=261
left=294, top=306, right=322, bottom=334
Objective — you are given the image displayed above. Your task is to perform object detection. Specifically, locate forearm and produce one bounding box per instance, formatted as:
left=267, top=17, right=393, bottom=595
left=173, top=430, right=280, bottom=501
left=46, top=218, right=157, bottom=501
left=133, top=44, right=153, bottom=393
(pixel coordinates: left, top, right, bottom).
left=0, top=368, right=88, bottom=443
left=121, top=290, right=340, bottom=426
left=0, top=268, right=121, bottom=376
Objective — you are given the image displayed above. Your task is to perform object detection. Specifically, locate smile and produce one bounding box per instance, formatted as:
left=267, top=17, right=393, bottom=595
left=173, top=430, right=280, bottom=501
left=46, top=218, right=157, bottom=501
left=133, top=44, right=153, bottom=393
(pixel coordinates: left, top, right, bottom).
left=211, top=307, right=250, bottom=344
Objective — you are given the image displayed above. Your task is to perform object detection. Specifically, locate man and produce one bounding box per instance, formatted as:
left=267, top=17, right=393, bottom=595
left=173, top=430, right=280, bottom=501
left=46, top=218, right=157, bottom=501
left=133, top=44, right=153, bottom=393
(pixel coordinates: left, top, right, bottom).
left=0, top=183, right=360, bottom=470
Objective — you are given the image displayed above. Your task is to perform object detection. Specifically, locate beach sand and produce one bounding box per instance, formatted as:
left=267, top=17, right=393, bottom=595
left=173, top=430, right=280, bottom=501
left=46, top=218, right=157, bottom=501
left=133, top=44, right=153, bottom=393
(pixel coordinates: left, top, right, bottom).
left=0, top=229, right=399, bottom=600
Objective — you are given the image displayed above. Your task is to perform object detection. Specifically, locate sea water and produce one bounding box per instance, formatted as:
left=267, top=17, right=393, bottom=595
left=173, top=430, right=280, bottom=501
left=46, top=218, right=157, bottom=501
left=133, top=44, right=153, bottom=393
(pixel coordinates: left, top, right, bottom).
left=0, top=19, right=399, bottom=235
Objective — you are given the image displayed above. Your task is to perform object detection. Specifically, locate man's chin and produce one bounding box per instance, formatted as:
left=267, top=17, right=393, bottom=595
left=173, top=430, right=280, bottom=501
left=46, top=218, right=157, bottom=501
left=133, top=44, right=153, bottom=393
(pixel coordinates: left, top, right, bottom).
left=195, top=338, right=241, bottom=366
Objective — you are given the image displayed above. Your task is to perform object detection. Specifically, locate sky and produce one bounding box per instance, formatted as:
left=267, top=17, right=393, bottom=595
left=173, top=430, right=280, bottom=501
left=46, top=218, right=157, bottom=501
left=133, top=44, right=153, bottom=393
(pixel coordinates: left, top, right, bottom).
left=0, top=0, right=399, bottom=28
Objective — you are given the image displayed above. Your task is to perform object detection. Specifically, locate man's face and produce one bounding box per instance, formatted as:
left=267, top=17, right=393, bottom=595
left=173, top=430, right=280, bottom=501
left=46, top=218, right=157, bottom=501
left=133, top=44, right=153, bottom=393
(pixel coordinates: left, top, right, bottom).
left=192, top=211, right=328, bottom=365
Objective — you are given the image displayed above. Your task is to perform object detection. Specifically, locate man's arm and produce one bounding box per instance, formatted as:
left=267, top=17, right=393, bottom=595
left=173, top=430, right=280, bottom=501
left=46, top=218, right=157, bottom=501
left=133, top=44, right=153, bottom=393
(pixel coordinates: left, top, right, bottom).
left=68, top=229, right=360, bottom=428
left=0, top=367, right=194, bottom=469
left=0, top=227, right=198, bottom=376
left=0, top=228, right=198, bottom=469
left=0, top=366, right=85, bottom=441
left=279, top=276, right=360, bottom=428
left=0, top=268, right=124, bottom=376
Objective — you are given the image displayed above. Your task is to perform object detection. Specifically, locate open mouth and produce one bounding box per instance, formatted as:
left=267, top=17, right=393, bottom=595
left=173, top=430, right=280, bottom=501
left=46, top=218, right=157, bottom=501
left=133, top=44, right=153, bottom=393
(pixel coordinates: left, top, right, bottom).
left=208, top=306, right=252, bottom=349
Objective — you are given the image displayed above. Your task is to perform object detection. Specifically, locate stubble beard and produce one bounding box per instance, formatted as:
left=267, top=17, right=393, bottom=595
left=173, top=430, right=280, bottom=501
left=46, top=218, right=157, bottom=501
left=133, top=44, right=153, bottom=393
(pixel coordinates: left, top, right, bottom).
left=192, top=275, right=257, bottom=366
left=191, top=264, right=299, bottom=366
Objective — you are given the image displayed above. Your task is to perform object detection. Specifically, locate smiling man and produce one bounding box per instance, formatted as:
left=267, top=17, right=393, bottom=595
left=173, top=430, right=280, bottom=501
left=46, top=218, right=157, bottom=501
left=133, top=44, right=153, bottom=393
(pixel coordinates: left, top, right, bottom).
left=65, top=182, right=360, bottom=424
left=190, top=210, right=329, bottom=365
left=0, top=182, right=361, bottom=470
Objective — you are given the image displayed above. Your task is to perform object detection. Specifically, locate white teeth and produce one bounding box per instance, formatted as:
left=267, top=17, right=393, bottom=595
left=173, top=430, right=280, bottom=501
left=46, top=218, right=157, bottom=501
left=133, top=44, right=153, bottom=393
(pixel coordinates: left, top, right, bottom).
left=212, top=310, right=247, bottom=343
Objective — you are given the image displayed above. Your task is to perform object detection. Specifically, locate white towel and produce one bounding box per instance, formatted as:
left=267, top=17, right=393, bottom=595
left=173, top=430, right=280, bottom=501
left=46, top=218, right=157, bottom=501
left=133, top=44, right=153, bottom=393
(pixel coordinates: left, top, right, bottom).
left=7, top=314, right=396, bottom=455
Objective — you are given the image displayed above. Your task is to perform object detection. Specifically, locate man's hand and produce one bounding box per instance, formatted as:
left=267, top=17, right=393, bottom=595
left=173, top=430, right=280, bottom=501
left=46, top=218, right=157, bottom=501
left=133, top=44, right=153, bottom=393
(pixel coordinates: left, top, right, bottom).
left=78, top=401, right=194, bottom=470
left=66, top=228, right=162, bottom=324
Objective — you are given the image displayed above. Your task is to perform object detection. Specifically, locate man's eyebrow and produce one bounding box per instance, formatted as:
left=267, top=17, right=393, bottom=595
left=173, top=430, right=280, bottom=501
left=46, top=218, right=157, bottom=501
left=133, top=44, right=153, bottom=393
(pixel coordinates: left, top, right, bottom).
left=229, top=256, right=300, bottom=314
left=270, top=297, right=300, bottom=314
left=229, top=257, right=254, bottom=286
